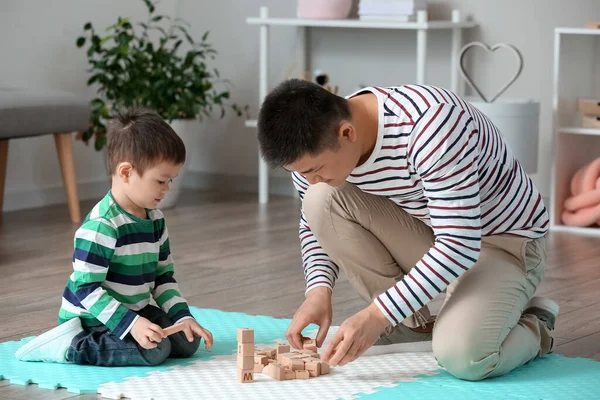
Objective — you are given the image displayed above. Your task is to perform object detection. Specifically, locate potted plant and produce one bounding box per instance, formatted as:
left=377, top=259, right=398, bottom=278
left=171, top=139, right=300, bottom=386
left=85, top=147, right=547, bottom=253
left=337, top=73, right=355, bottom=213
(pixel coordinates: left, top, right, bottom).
left=76, top=0, right=246, bottom=208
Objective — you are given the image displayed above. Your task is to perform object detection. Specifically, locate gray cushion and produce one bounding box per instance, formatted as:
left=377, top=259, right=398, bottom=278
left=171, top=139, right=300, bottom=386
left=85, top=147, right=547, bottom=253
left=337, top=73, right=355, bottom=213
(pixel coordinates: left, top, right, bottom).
left=0, top=88, right=90, bottom=140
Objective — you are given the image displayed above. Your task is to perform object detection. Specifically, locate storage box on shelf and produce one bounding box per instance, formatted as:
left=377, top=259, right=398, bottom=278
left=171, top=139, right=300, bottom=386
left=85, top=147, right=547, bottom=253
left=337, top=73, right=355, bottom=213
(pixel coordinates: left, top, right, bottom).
left=551, top=27, right=600, bottom=236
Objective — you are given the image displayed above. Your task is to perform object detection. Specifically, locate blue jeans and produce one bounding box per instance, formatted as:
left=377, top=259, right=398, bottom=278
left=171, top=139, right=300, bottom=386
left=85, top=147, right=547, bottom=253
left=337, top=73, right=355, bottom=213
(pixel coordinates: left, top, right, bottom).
left=66, top=305, right=200, bottom=366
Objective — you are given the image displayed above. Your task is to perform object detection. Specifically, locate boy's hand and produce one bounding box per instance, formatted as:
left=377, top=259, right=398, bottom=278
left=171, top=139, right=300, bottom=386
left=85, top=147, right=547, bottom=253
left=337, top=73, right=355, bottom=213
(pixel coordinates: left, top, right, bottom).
left=173, top=319, right=214, bottom=350
left=131, top=317, right=165, bottom=349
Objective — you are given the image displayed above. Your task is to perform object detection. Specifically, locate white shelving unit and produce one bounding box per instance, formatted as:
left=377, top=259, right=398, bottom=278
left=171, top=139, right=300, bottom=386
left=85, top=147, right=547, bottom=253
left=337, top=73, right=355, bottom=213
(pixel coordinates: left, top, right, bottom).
left=245, top=6, right=477, bottom=204
left=550, top=27, right=600, bottom=236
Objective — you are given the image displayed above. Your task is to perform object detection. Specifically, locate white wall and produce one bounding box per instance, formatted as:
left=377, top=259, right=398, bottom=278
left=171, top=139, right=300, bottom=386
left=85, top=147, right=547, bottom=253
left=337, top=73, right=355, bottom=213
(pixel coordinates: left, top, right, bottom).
left=3, top=0, right=600, bottom=211
left=0, top=0, right=176, bottom=212
left=176, top=0, right=600, bottom=199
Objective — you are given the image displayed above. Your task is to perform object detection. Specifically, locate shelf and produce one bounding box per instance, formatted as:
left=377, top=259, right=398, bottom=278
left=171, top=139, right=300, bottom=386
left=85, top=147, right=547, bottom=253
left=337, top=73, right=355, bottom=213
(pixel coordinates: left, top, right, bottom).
left=555, top=27, right=600, bottom=35
left=246, top=17, right=476, bottom=30
left=550, top=224, right=600, bottom=237
left=245, top=119, right=258, bottom=128
left=559, top=127, right=600, bottom=136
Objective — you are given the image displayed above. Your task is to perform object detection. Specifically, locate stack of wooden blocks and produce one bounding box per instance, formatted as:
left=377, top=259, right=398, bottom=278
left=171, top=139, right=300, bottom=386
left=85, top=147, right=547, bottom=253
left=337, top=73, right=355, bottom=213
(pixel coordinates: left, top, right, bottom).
left=236, top=328, right=331, bottom=383
left=237, top=328, right=256, bottom=383
left=578, top=99, right=600, bottom=129
left=254, top=337, right=331, bottom=381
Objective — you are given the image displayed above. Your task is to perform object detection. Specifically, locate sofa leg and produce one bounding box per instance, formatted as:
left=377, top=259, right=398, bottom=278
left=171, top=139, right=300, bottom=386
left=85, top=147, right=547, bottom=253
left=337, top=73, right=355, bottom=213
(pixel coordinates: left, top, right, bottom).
left=54, top=133, right=81, bottom=223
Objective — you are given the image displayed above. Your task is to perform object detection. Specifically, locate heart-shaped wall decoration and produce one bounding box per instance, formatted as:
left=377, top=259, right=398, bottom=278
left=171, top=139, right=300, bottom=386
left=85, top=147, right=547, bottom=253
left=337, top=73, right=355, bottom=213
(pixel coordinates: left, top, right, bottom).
left=458, top=41, right=524, bottom=103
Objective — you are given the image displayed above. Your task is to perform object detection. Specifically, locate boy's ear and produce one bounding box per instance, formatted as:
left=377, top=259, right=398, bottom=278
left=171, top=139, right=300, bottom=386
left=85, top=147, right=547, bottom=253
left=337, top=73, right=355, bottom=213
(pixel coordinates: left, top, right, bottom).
left=338, top=121, right=356, bottom=143
left=116, top=162, right=134, bottom=183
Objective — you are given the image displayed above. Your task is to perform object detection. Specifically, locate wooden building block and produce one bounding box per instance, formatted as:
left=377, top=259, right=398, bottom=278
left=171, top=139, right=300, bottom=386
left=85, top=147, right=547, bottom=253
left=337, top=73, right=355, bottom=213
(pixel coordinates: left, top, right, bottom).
left=584, top=21, right=600, bottom=29
left=302, top=337, right=316, bottom=347
left=295, top=370, right=310, bottom=379
left=163, top=323, right=185, bottom=337
left=290, top=359, right=305, bottom=371
left=255, top=355, right=268, bottom=365
left=278, top=352, right=300, bottom=363
left=238, top=342, right=254, bottom=356
left=299, top=349, right=314, bottom=355
left=262, top=348, right=277, bottom=358
left=237, top=369, right=254, bottom=383
left=304, top=345, right=318, bottom=352
left=253, top=363, right=265, bottom=373
left=284, top=369, right=296, bottom=380
left=321, top=362, right=330, bottom=375
left=237, top=355, right=254, bottom=370
left=237, top=328, right=254, bottom=343
left=305, top=361, right=322, bottom=377
left=264, top=363, right=285, bottom=381
left=276, top=344, right=290, bottom=355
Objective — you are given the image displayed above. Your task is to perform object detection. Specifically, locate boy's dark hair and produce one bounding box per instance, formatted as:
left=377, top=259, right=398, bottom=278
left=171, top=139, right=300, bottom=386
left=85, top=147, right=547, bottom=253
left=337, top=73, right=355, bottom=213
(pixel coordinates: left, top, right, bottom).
left=257, top=79, right=351, bottom=168
left=106, top=108, right=186, bottom=175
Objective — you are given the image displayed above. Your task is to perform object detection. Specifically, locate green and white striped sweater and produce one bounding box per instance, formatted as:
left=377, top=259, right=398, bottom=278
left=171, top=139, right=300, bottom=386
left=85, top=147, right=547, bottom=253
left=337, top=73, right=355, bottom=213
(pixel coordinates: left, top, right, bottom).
left=58, top=191, right=192, bottom=339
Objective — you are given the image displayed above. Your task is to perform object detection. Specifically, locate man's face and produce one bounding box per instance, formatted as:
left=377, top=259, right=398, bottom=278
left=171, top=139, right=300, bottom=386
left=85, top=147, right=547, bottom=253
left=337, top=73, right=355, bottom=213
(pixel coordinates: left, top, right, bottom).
left=285, top=141, right=358, bottom=187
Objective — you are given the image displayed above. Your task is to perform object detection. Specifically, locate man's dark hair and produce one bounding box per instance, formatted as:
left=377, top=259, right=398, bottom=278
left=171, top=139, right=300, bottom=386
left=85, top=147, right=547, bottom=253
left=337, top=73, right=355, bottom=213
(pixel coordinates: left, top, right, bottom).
left=257, top=79, right=351, bottom=168
left=106, top=107, right=186, bottom=176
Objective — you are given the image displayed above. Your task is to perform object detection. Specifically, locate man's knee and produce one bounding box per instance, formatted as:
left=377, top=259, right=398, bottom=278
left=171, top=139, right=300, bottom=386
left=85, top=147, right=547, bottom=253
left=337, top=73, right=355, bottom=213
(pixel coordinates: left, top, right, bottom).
left=303, top=182, right=337, bottom=230
left=433, top=332, right=497, bottom=381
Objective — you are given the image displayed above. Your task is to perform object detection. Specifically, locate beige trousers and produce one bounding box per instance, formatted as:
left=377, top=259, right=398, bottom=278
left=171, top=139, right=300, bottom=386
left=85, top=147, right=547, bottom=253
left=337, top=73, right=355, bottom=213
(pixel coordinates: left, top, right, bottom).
left=303, top=182, right=554, bottom=381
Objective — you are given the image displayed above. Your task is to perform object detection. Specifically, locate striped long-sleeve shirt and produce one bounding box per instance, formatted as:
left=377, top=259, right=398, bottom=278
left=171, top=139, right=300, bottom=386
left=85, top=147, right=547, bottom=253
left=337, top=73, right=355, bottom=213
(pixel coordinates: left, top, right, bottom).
left=293, top=85, right=549, bottom=326
left=58, top=191, right=192, bottom=339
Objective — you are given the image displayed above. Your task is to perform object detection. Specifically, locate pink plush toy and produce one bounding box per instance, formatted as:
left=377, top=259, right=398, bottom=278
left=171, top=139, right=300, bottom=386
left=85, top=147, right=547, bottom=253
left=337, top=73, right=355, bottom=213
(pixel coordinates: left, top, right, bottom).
left=562, top=157, right=600, bottom=227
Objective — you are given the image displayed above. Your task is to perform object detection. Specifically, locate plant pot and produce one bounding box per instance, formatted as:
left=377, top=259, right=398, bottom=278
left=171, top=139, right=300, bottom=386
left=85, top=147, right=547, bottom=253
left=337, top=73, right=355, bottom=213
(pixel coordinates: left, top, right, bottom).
left=158, top=119, right=199, bottom=210
left=297, top=0, right=353, bottom=19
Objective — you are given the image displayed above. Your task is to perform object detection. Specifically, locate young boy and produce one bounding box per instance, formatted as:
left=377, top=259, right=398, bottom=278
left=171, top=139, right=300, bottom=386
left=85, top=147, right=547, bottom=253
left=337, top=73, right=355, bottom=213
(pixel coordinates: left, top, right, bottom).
left=15, top=108, right=213, bottom=366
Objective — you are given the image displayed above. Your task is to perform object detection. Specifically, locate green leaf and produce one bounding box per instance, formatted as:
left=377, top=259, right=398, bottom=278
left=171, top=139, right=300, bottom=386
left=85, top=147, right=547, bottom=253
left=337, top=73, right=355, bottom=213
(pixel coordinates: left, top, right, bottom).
left=94, top=134, right=107, bottom=151
left=76, top=37, right=86, bottom=48
left=152, top=15, right=163, bottom=22
left=84, top=22, right=93, bottom=31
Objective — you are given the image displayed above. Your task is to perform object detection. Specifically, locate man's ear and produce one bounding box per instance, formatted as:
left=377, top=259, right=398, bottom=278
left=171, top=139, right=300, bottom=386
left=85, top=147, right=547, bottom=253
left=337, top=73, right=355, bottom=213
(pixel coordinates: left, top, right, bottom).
left=338, top=121, right=357, bottom=143
left=116, top=162, right=133, bottom=183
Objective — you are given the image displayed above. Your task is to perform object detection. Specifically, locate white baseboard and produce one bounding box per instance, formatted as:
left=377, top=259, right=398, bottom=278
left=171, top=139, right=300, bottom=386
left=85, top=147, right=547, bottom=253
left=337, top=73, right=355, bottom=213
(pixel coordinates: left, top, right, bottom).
left=3, top=178, right=111, bottom=213
left=183, top=170, right=297, bottom=198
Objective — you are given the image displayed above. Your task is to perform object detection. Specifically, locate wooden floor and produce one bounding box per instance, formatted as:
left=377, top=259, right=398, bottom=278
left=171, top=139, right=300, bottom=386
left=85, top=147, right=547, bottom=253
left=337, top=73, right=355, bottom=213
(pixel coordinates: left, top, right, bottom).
left=1, top=189, right=599, bottom=399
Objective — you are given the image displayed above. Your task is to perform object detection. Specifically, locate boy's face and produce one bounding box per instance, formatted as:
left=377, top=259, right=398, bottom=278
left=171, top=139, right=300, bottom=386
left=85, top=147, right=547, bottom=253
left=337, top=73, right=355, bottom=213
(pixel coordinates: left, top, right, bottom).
left=124, top=161, right=182, bottom=210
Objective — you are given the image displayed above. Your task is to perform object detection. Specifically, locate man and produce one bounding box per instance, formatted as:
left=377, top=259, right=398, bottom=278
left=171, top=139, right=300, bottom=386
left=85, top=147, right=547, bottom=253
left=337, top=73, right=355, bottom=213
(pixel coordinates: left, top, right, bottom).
left=257, top=79, right=558, bottom=381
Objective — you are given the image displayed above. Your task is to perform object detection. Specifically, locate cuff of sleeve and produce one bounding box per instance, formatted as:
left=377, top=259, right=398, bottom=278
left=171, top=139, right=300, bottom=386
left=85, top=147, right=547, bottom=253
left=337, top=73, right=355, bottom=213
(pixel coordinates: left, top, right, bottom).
left=374, top=296, right=400, bottom=327
left=170, top=307, right=193, bottom=323
left=173, top=316, right=195, bottom=324
left=305, top=282, right=333, bottom=296
left=118, top=312, right=140, bottom=340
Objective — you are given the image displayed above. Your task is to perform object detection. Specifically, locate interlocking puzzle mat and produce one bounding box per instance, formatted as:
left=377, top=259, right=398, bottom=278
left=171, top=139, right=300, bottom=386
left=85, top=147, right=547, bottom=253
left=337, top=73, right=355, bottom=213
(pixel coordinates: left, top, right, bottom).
left=2, top=308, right=599, bottom=399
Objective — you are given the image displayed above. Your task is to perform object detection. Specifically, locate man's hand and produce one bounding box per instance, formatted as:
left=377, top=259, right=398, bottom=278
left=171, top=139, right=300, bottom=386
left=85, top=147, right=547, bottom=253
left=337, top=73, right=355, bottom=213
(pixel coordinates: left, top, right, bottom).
left=321, top=302, right=391, bottom=367
left=131, top=317, right=165, bottom=349
left=285, top=287, right=333, bottom=349
left=172, top=319, right=214, bottom=350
